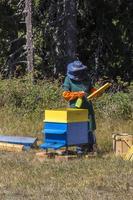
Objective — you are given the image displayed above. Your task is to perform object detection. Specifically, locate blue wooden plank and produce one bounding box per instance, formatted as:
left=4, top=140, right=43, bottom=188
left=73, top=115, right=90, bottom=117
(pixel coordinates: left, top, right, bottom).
left=40, top=142, right=52, bottom=148
left=44, top=129, right=66, bottom=134
left=43, top=122, right=67, bottom=133
left=45, top=133, right=66, bottom=143
left=0, top=135, right=37, bottom=146
left=40, top=142, right=66, bottom=150
left=45, top=139, right=66, bottom=144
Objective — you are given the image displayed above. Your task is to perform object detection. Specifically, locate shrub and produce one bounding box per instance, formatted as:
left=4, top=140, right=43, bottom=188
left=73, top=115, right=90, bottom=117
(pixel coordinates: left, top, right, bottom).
left=95, top=92, right=133, bottom=119
left=0, top=78, right=132, bottom=119
left=0, top=77, right=66, bottom=116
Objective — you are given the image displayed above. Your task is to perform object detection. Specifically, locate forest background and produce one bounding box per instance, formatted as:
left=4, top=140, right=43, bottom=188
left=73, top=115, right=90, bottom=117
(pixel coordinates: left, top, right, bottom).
left=0, top=0, right=133, bottom=81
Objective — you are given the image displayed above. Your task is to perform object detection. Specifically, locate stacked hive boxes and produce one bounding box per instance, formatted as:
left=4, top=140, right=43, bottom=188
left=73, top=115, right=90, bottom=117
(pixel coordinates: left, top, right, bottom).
left=40, top=108, right=89, bottom=150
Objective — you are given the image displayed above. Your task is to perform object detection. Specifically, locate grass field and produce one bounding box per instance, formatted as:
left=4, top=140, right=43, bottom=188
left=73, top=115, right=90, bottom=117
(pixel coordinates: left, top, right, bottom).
left=0, top=152, right=133, bottom=200
left=0, top=108, right=133, bottom=200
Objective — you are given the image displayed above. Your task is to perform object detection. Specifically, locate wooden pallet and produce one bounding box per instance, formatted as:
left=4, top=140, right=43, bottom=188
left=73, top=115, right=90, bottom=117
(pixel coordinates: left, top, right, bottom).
left=35, top=150, right=97, bottom=162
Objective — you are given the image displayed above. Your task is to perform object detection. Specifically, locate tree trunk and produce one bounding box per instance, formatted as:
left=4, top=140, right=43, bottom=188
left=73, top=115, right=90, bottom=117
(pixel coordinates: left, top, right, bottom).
left=25, top=0, right=34, bottom=74
left=64, top=0, right=77, bottom=64
left=54, top=0, right=77, bottom=76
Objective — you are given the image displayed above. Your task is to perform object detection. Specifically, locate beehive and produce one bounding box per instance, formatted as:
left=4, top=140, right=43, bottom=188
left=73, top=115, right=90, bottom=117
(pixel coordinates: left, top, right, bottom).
left=40, top=108, right=90, bottom=150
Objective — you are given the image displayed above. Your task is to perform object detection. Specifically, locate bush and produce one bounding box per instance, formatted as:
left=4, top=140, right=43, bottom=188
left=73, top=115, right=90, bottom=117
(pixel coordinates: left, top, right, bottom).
left=0, top=78, right=133, bottom=119
left=0, top=77, right=66, bottom=116
left=95, top=92, right=133, bottom=119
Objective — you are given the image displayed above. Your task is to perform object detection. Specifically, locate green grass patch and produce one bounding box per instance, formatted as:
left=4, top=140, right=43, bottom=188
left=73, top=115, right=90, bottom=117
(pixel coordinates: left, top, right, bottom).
left=0, top=78, right=133, bottom=199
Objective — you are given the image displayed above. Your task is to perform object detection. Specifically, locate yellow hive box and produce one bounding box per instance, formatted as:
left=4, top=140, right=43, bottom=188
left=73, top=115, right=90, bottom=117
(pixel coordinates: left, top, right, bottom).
left=44, top=108, right=88, bottom=123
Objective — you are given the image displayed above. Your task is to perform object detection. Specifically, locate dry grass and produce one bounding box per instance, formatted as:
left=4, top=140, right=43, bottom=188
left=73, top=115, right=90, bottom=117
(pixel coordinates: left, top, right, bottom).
left=96, top=118, right=133, bottom=152
left=0, top=152, right=133, bottom=200
left=0, top=109, right=133, bottom=200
